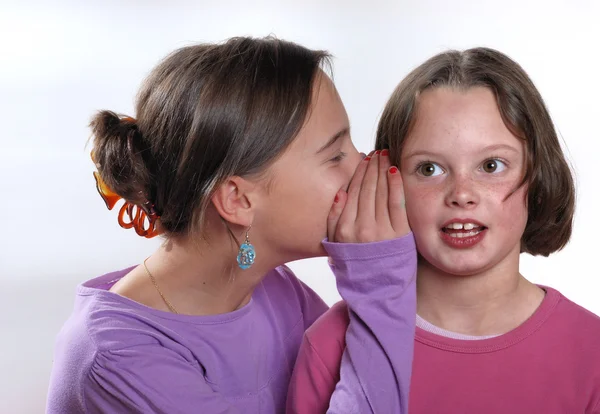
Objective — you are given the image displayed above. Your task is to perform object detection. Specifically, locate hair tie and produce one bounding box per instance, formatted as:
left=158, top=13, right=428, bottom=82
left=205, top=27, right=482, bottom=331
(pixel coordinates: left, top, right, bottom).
left=91, top=151, right=161, bottom=238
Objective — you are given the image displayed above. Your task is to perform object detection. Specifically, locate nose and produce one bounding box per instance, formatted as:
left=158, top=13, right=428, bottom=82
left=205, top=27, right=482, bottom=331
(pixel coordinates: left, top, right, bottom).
left=445, top=173, right=479, bottom=208
left=345, top=146, right=363, bottom=179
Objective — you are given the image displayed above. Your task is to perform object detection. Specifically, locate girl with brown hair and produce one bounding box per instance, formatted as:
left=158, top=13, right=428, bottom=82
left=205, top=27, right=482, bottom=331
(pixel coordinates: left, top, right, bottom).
left=288, top=47, right=600, bottom=414
left=46, top=37, right=417, bottom=413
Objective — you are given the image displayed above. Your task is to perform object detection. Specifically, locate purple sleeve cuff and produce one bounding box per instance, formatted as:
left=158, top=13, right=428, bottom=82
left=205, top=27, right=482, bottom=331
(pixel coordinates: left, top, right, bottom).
left=322, top=232, right=416, bottom=261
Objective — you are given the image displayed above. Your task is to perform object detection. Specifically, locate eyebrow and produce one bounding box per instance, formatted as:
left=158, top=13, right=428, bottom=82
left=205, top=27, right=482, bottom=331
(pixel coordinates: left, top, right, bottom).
left=316, top=127, right=350, bottom=154
left=404, top=144, right=520, bottom=159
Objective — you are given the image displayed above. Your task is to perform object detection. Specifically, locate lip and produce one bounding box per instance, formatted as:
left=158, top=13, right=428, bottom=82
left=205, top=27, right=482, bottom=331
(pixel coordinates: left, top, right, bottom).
left=439, top=227, right=487, bottom=249
left=439, top=218, right=488, bottom=249
left=441, top=218, right=486, bottom=228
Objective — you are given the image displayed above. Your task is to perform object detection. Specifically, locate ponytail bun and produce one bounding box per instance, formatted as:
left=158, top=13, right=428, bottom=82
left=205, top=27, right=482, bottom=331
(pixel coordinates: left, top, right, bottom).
left=89, top=111, right=152, bottom=206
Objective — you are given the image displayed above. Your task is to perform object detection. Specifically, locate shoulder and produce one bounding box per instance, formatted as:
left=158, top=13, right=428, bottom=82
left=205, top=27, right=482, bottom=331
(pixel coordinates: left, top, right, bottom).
left=548, top=288, right=600, bottom=405
left=83, top=293, right=171, bottom=351
left=542, top=287, right=600, bottom=366
left=49, top=281, right=172, bottom=413
left=264, top=264, right=312, bottom=293
left=305, top=300, right=349, bottom=350
left=60, top=277, right=195, bottom=360
left=551, top=287, right=600, bottom=333
left=291, top=301, right=348, bottom=383
left=261, top=265, right=329, bottom=328
left=49, top=287, right=211, bottom=412
left=259, top=265, right=304, bottom=305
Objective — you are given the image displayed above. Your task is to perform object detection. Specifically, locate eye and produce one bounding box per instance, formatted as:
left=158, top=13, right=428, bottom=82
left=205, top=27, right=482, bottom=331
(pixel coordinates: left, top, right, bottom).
left=417, top=162, right=444, bottom=177
left=329, top=152, right=347, bottom=163
left=481, top=159, right=507, bottom=173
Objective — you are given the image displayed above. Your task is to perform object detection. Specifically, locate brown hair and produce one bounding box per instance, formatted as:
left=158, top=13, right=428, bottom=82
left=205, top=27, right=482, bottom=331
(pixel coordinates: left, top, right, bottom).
left=91, top=36, right=330, bottom=238
left=375, top=47, right=575, bottom=256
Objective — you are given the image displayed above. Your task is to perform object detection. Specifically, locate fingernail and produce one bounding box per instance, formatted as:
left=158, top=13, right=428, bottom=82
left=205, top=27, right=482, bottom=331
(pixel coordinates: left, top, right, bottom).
left=368, top=150, right=376, bottom=156
left=381, top=149, right=389, bottom=156
left=389, top=166, right=399, bottom=174
left=334, top=194, right=339, bottom=203
left=364, top=156, right=371, bottom=161
left=374, top=150, right=381, bottom=155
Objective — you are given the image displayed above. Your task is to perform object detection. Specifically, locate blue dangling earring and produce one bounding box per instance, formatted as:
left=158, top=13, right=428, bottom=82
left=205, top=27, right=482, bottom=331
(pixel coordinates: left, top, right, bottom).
left=237, top=226, right=256, bottom=270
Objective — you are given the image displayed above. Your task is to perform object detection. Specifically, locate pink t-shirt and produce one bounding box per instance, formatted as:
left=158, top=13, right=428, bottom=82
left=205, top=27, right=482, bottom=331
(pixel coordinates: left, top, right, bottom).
left=287, top=287, right=600, bottom=413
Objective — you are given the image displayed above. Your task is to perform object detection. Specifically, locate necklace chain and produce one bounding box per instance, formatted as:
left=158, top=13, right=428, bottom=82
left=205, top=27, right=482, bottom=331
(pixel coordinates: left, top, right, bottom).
left=143, top=258, right=179, bottom=314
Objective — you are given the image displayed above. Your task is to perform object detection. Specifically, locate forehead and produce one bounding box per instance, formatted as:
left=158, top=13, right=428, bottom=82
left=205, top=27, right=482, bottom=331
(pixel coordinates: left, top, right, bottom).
left=403, top=86, right=523, bottom=154
left=290, top=72, right=349, bottom=152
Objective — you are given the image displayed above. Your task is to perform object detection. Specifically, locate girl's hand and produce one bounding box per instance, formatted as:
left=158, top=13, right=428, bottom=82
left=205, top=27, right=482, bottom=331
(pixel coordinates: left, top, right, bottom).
left=328, top=150, right=410, bottom=243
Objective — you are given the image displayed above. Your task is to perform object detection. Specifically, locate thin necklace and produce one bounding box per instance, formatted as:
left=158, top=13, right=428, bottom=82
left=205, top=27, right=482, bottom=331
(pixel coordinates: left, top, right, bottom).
left=143, top=258, right=179, bottom=314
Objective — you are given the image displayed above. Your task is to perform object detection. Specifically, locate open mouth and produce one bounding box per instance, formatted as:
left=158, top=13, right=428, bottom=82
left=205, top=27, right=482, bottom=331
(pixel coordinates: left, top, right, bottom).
left=441, top=222, right=487, bottom=238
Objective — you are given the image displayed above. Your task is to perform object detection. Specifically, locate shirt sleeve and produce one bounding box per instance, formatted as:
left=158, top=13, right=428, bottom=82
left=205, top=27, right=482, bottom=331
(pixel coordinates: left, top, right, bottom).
left=323, top=233, right=417, bottom=414
left=592, top=398, right=600, bottom=414
left=287, top=334, right=340, bottom=414
left=84, top=344, right=240, bottom=414
left=287, top=301, right=348, bottom=414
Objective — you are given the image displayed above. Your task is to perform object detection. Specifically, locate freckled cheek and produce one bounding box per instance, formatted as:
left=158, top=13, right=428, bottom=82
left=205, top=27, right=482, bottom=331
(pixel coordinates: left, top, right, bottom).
left=486, top=184, right=527, bottom=235
left=498, top=189, right=529, bottom=234
left=404, top=185, right=438, bottom=230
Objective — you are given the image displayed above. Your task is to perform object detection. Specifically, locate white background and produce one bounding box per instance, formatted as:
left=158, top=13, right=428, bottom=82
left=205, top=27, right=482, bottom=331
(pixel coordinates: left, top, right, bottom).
left=1, top=0, right=599, bottom=412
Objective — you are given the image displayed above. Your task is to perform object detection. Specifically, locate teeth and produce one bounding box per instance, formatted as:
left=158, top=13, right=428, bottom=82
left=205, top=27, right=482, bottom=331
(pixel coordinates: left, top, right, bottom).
left=448, top=231, right=479, bottom=238
left=446, top=222, right=478, bottom=230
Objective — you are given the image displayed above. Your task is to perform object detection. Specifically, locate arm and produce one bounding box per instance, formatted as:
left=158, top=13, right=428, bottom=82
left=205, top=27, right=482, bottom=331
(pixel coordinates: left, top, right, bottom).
left=592, top=398, right=600, bottom=414
left=287, top=302, right=349, bottom=414
left=287, top=334, right=340, bottom=414
left=324, top=235, right=416, bottom=414
left=84, top=344, right=239, bottom=414
left=286, top=238, right=416, bottom=414
left=322, top=150, right=416, bottom=413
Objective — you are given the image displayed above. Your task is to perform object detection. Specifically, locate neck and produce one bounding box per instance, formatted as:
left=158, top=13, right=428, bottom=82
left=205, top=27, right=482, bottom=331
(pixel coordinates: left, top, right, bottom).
left=416, top=248, right=545, bottom=336
left=145, top=223, right=282, bottom=316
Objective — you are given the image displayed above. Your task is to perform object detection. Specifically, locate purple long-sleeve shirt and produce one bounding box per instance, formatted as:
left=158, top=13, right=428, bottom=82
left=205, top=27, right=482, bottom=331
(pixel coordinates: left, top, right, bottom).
left=317, top=234, right=417, bottom=413
left=47, top=235, right=416, bottom=413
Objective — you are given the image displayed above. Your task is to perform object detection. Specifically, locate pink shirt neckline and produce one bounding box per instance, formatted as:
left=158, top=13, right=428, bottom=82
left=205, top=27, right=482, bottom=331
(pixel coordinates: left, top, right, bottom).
left=415, top=286, right=560, bottom=353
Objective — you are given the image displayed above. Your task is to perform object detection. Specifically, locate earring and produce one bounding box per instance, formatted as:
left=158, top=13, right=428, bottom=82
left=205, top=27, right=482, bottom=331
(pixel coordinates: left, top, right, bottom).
left=236, top=226, right=256, bottom=270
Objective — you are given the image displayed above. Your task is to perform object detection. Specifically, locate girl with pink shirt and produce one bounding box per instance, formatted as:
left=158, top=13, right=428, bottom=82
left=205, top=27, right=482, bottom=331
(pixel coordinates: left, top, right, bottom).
left=287, top=47, right=600, bottom=413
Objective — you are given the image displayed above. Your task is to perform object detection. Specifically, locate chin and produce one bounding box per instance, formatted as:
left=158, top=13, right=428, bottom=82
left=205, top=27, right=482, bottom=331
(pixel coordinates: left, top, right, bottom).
left=420, top=253, right=493, bottom=277
left=438, top=264, right=490, bottom=277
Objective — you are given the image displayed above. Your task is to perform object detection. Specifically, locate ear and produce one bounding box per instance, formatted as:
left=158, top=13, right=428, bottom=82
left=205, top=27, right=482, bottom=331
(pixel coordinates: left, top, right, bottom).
left=211, top=176, right=256, bottom=227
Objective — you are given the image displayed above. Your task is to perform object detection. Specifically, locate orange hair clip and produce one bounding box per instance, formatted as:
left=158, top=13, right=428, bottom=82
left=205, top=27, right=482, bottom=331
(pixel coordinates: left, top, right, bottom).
left=91, top=151, right=161, bottom=238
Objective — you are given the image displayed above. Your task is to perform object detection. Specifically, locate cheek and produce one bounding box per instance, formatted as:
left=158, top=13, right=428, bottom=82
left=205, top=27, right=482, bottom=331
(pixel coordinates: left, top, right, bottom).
left=279, top=167, right=343, bottom=216
left=497, top=187, right=529, bottom=233
left=319, top=170, right=347, bottom=206
left=404, top=183, right=438, bottom=228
